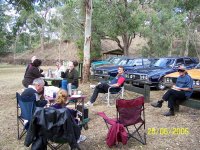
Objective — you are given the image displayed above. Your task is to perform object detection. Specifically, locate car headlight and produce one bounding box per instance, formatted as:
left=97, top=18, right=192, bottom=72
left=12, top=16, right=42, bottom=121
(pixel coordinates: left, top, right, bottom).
left=165, top=77, right=172, bottom=82
left=103, top=70, right=108, bottom=74
left=194, top=80, right=200, bottom=86
left=130, top=74, right=133, bottom=78
left=125, top=74, right=128, bottom=78
left=140, top=75, right=148, bottom=80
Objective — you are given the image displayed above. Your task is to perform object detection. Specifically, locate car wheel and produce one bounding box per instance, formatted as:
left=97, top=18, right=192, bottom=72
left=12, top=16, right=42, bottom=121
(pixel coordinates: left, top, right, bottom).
left=156, top=79, right=166, bottom=90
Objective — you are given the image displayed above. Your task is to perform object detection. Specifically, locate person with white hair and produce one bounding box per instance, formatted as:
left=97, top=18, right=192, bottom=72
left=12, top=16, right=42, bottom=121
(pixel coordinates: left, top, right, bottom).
left=151, top=65, right=193, bottom=116
left=21, top=78, right=47, bottom=107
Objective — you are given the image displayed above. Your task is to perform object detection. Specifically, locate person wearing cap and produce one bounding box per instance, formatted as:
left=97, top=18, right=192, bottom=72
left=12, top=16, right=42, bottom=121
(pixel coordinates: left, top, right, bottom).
left=151, top=65, right=193, bottom=116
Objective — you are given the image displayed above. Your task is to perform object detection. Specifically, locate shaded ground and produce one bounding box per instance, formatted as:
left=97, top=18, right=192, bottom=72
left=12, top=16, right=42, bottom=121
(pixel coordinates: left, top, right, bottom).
left=0, top=64, right=199, bottom=150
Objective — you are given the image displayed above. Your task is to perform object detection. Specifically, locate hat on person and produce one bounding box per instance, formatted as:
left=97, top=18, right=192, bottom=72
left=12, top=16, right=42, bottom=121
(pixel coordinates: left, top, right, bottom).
left=178, top=65, right=187, bottom=72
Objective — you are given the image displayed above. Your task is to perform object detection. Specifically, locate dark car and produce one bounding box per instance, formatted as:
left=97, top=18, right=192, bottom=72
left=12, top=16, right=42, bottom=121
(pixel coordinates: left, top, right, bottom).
left=125, top=57, right=198, bottom=90
left=94, top=58, right=153, bottom=79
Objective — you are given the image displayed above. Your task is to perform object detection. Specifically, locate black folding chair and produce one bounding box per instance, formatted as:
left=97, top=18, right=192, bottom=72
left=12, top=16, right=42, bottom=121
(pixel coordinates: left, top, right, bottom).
left=98, top=96, right=146, bottom=145
left=25, top=107, right=81, bottom=150
left=16, top=92, right=35, bottom=140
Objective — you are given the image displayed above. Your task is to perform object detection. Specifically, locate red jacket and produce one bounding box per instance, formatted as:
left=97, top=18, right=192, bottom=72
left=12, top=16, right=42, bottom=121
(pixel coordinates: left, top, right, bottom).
left=106, top=122, right=128, bottom=147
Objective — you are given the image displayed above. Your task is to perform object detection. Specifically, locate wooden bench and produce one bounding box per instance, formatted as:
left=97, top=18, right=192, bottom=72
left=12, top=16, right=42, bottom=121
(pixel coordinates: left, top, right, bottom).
left=124, top=83, right=200, bottom=110
left=124, top=84, right=150, bottom=103
left=181, top=98, right=200, bottom=110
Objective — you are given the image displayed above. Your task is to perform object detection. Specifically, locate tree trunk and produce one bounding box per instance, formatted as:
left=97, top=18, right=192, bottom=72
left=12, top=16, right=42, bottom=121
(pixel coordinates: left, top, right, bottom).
left=82, top=0, right=92, bottom=83
left=122, top=33, right=132, bottom=56
left=40, top=28, right=44, bottom=51
left=168, top=37, right=173, bottom=56
left=184, top=31, right=190, bottom=56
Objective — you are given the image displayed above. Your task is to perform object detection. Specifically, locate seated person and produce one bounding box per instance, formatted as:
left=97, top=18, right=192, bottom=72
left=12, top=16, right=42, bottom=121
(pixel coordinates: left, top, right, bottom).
left=85, top=66, right=126, bottom=107
left=151, top=66, right=193, bottom=116
left=22, top=59, right=44, bottom=88
left=51, top=89, right=86, bottom=143
left=62, top=61, right=79, bottom=89
left=54, top=61, right=65, bottom=78
left=21, top=78, right=47, bottom=107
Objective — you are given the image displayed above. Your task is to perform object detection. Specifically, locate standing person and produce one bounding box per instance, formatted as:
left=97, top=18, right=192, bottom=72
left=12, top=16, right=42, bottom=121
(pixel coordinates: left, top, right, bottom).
left=24, top=56, right=37, bottom=78
left=151, top=66, right=193, bottom=116
left=62, top=61, right=79, bottom=89
left=22, top=59, right=44, bottom=88
left=21, top=78, right=47, bottom=107
left=85, top=66, right=126, bottom=107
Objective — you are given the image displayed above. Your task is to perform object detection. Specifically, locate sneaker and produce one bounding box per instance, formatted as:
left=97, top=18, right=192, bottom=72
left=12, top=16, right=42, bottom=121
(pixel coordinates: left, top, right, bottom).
left=77, top=135, right=87, bottom=143
left=85, top=101, right=93, bottom=107
left=151, top=100, right=163, bottom=108
left=163, top=109, right=175, bottom=116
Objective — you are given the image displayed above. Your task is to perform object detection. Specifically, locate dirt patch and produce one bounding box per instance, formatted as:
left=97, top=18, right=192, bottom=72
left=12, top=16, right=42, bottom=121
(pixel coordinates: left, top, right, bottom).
left=0, top=64, right=199, bottom=150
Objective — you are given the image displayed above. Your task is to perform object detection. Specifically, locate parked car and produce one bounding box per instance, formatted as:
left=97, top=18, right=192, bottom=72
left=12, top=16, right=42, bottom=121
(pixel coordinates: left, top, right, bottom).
left=90, top=56, right=118, bottom=75
left=164, top=63, right=200, bottom=92
left=125, top=57, right=198, bottom=90
left=94, top=58, right=153, bottom=79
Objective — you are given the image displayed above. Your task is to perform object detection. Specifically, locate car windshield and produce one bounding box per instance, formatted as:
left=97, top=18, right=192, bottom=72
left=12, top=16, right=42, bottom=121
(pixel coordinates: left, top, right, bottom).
left=195, top=63, right=200, bottom=69
left=105, top=57, right=114, bottom=62
left=126, top=59, right=136, bottom=66
left=110, top=58, right=121, bottom=64
left=118, top=59, right=128, bottom=65
left=153, top=58, right=175, bottom=68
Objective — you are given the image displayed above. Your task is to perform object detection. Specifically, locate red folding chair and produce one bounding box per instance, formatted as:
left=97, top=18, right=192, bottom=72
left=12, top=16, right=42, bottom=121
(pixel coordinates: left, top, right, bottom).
left=98, top=96, right=146, bottom=145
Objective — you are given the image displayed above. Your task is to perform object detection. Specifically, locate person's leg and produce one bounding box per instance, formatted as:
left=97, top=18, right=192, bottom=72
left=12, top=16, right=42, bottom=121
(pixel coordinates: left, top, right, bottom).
left=89, top=83, right=110, bottom=104
left=151, top=89, right=176, bottom=108
left=164, top=90, right=186, bottom=116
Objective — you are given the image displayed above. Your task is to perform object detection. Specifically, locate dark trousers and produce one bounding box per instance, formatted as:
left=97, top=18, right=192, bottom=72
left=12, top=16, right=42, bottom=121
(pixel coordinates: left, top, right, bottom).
left=162, top=89, right=186, bottom=109
left=90, top=83, right=120, bottom=103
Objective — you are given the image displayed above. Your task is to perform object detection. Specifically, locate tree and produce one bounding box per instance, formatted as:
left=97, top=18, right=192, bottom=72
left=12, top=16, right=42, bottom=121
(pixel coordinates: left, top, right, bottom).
left=82, top=0, right=92, bottom=82
left=93, top=0, right=146, bottom=56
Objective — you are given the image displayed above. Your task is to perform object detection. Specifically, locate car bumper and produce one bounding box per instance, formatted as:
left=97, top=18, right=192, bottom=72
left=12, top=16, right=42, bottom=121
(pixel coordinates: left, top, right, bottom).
left=127, top=79, right=156, bottom=86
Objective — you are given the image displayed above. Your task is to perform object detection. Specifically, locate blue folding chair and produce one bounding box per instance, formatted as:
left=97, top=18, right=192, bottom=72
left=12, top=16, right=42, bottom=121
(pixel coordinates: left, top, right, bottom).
left=16, top=92, right=35, bottom=140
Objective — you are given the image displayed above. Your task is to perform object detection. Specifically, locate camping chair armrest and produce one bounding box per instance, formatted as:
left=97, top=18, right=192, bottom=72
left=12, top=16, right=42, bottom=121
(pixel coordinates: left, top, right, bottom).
left=108, top=86, right=122, bottom=92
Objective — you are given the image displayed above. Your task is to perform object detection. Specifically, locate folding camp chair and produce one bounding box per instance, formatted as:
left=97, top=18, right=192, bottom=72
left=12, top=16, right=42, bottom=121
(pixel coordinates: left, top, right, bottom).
left=16, top=92, right=35, bottom=140
left=106, top=86, right=124, bottom=106
left=24, top=107, right=81, bottom=150
left=98, top=96, right=146, bottom=145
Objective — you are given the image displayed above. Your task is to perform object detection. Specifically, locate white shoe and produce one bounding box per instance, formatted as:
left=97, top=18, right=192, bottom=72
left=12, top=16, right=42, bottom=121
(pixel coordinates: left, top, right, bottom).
left=77, top=135, right=87, bottom=143
left=85, top=101, right=93, bottom=107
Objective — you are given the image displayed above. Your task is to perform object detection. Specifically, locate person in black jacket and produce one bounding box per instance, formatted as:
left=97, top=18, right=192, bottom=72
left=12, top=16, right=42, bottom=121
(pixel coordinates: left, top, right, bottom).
left=24, top=107, right=81, bottom=150
left=62, top=61, right=79, bottom=89
left=22, top=59, right=44, bottom=88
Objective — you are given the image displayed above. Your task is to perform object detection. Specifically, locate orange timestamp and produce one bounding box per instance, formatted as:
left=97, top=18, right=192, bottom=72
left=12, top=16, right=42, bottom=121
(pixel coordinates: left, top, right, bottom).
left=147, top=128, right=189, bottom=135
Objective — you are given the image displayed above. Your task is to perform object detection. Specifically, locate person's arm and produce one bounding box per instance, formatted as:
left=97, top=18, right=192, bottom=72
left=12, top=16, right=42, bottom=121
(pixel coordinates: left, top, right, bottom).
left=173, top=76, right=193, bottom=91
left=172, top=86, right=192, bottom=91
left=110, top=76, right=125, bottom=87
left=32, top=67, right=44, bottom=77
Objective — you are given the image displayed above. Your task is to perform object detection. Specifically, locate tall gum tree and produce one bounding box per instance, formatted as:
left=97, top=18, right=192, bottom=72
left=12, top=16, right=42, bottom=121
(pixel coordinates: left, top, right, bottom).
left=83, top=0, right=92, bottom=82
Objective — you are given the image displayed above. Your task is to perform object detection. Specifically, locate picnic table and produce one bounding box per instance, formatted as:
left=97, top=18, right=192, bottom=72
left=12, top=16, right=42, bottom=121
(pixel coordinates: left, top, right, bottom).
left=42, top=77, right=63, bottom=87
left=45, top=94, right=89, bottom=129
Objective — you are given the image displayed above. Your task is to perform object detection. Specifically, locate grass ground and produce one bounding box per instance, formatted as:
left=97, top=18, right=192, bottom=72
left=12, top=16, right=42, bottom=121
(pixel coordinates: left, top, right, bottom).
left=0, top=64, right=199, bottom=150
